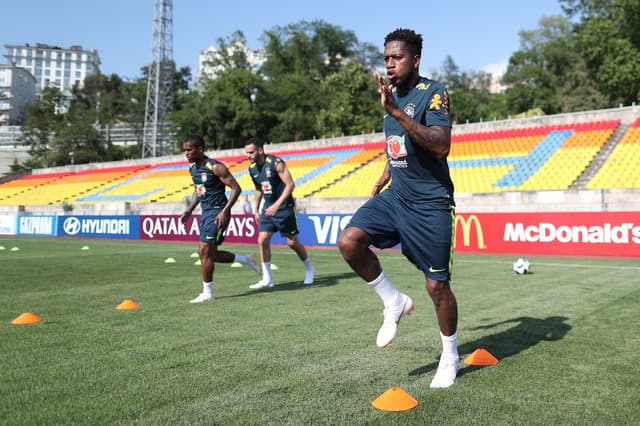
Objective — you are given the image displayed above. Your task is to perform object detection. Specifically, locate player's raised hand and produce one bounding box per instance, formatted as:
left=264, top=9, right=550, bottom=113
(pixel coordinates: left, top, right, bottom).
left=373, top=72, right=397, bottom=114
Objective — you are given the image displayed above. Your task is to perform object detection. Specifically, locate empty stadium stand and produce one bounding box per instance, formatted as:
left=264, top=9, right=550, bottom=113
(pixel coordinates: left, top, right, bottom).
left=448, top=120, right=621, bottom=193
left=1, top=107, right=639, bottom=214
left=0, top=165, right=150, bottom=206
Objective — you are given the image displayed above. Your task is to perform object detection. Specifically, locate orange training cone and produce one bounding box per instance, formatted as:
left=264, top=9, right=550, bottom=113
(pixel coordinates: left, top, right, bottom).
left=371, top=387, right=418, bottom=411
left=464, top=348, right=499, bottom=366
left=116, top=299, right=140, bottom=310
left=11, top=312, right=42, bottom=325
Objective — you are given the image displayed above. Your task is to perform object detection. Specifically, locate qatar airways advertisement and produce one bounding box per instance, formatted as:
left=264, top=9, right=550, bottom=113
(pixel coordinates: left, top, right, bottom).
left=139, top=214, right=259, bottom=243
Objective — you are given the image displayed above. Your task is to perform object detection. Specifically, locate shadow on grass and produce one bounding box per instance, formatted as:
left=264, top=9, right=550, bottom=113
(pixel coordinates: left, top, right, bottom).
left=219, top=271, right=359, bottom=299
left=408, top=316, right=572, bottom=378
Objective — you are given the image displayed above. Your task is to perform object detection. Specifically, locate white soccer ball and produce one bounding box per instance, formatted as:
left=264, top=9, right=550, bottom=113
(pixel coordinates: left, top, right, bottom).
left=513, top=258, right=530, bottom=275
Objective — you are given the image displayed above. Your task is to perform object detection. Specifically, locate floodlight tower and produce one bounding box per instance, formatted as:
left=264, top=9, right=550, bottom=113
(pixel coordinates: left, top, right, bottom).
left=142, top=0, right=174, bottom=158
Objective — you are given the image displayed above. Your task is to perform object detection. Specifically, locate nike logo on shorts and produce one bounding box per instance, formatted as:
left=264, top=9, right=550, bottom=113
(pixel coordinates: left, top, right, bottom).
left=429, top=266, right=447, bottom=273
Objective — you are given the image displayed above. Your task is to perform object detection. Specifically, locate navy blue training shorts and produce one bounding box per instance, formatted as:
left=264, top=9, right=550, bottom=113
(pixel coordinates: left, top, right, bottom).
left=259, top=206, right=300, bottom=238
left=199, top=209, right=226, bottom=245
left=346, top=189, right=455, bottom=281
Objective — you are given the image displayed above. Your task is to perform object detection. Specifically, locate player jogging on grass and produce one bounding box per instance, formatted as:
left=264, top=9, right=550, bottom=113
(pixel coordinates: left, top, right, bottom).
left=180, top=135, right=260, bottom=303
left=244, top=137, right=315, bottom=289
left=338, top=28, right=460, bottom=388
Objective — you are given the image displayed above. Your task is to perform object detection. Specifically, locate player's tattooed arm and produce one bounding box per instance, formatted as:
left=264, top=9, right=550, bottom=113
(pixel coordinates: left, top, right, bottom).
left=407, top=121, right=451, bottom=160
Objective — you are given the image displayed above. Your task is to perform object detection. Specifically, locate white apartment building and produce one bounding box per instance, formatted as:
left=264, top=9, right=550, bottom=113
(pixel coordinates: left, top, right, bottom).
left=3, top=43, right=101, bottom=95
left=0, top=64, right=37, bottom=125
left=198, top=41, right=265, bottom=80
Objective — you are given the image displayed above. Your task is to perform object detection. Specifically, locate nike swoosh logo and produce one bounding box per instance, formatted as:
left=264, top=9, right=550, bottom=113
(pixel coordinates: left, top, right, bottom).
left=429, top=267, right=447, bottom=273
left=206, top=235, right=214, bottom=240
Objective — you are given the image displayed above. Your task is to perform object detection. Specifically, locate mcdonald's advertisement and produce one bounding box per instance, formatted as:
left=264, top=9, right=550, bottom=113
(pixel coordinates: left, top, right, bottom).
left=454, top=211, right=640, bottom=257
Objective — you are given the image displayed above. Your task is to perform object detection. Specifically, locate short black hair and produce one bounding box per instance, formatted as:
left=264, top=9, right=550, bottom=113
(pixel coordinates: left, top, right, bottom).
left=245, top=137, right=264, bottom=148
left=184, top=135, right=205, bottom=149
left=384, top=28, right=423, bottom=57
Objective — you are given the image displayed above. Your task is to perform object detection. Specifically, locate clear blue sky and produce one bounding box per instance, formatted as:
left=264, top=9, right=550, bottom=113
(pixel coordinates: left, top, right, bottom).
left=3, top=0, right=564, bottom=80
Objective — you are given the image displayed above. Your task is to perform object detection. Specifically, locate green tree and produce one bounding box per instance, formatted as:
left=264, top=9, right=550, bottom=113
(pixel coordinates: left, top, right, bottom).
left=562, top=0, right=640, bottom=105
left=261, top=20, right=357, bottom=81
left=260, top=20, right=363, bottom=142
left=201, top=30, right=253, bottom=72
left=432, top=56, right=507, bottom=123
left=316, top=62, right=381, bottom=137
left=45, top=117, right=106, bottom=166
left=170, top=31, right=265, bottom=149
left=18, top=73, right=156, bottom=167
left=502, top=15, right=574, bottom=115
left=18, top=87, right=65, bottom=168
left=171, top=69, right=265, bottom=150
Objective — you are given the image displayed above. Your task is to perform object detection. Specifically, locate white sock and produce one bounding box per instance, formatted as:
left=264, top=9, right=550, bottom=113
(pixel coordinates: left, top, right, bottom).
left=262, top=262, right=273, bottom=283
left=367, top=270, right=400, bottom=308
left=440, top=331, right=459, bottom=360
left=234, top=254, right=249, bottom=264
left=303, top=258, right=314, bottom=271
left=202, top=281, right=213, bottom=297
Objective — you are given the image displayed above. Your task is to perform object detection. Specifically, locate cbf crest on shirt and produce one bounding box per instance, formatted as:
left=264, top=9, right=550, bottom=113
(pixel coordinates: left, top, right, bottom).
left=189, top=156, right=228, bottom=209
left=249, top=155, right=294, bottom=210
left=384, top=76, right=454, bottom=204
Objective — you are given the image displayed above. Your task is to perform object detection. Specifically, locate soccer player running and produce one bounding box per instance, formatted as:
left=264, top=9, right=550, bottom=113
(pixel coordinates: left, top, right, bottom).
left=244, top=137, right=315, bottom=289
left=180, top=135, right=260, bottom=303
left=338, top=28, right=459, bottom=388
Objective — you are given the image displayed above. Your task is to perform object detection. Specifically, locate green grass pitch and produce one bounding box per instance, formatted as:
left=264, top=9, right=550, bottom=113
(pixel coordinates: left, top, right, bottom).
left=1, top=236, right=639, bottom=425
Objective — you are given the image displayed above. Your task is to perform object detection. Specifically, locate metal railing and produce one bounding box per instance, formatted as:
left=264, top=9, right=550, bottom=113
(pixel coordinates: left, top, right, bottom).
left=0, top=124, right=144, bottom=147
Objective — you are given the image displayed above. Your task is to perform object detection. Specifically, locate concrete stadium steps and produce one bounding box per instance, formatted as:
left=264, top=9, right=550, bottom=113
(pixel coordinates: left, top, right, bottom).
left=586, top=117, right=640, bottom=189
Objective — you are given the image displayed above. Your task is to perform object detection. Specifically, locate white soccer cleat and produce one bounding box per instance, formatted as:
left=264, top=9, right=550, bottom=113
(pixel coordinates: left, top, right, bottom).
left=189, top=292, right=214, bottom=303
left=303, top=266, right=315, bottom=285
left=429, top=356, right=460, bottom=388
left=246, top=253, right=260, bottom=275
left=249, top=280, right=274, bottom=289
left=376, top=293, right=414, bottom=348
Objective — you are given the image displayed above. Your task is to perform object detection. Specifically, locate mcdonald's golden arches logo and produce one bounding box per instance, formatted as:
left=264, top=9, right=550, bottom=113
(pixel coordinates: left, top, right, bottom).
left=455, top=214, right=486, bottom=249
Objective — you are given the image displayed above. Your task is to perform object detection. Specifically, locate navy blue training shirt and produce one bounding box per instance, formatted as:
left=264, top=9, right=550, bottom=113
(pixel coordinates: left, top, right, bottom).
left=384, top=76, right=455, bottom=204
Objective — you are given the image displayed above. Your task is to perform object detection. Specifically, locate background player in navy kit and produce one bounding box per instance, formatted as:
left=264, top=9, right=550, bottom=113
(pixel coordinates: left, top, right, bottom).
left=244, top=137, right=315, bottom=289
left=338, top=29, right=459, bottom=388
left=180, top=135, right=259, bottom=303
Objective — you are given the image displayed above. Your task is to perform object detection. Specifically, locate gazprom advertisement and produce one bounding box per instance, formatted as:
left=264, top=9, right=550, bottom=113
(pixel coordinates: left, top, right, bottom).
left=57, top=215, right=140, bottom=239
left=17, top=215, right=57, bottom=236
